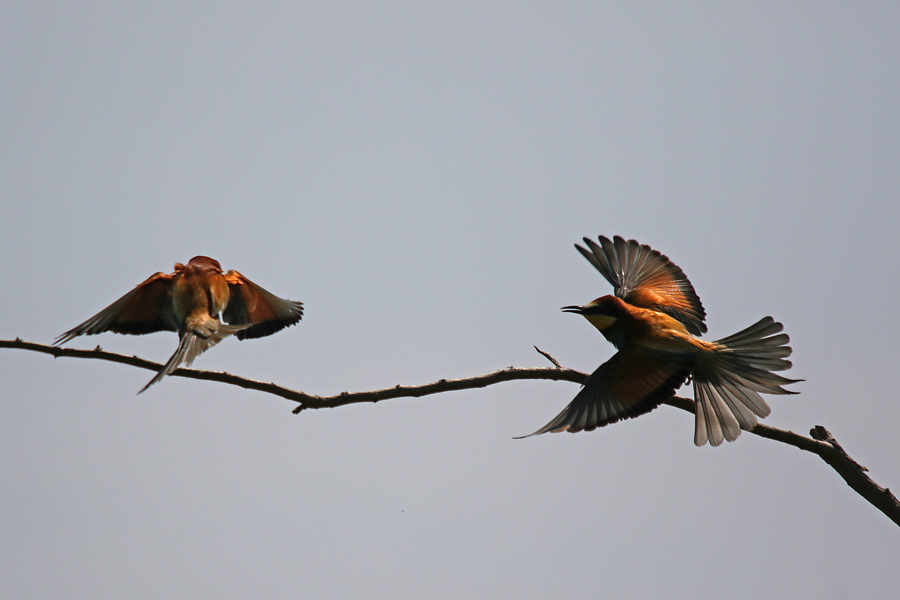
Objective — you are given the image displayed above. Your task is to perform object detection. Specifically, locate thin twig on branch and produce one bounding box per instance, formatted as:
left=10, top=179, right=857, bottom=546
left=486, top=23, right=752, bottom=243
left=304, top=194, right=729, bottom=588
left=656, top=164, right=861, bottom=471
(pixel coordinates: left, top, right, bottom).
left=3, top=337, right=898, bottom=527
left=534, top=346, right=563, bottom=369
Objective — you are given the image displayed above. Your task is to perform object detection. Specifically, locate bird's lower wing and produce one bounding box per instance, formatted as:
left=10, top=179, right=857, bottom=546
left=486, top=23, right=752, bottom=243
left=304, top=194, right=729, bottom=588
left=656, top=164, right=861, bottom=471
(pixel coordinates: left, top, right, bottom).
left=517, top=347, right=691, bottom=438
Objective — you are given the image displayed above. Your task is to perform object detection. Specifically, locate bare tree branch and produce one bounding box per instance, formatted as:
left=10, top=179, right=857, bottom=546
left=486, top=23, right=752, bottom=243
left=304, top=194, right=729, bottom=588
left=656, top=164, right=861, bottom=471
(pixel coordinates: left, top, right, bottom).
left=0, top=338, right=584, bottom=407
left=664, top=395, right=900, bottom=526
left=3, top=337, right=898, bottom=527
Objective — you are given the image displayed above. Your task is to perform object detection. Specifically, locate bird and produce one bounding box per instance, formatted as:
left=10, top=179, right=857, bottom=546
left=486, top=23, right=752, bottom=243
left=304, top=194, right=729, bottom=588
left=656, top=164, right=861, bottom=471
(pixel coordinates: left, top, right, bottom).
left=54, top=256, right=304, bottom=393
left=520, top=235, right=801, bottom=446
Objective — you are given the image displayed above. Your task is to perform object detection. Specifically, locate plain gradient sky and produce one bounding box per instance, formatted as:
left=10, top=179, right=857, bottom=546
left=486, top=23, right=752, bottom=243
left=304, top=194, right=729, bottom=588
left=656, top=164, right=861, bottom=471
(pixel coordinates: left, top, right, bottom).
left=2, top=2, right=899, bottom=599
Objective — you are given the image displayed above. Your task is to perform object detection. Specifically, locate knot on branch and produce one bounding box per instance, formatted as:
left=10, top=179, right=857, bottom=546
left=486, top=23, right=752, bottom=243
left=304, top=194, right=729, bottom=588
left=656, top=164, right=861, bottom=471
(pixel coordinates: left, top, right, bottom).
left=811, top=425, right=869, bottom=473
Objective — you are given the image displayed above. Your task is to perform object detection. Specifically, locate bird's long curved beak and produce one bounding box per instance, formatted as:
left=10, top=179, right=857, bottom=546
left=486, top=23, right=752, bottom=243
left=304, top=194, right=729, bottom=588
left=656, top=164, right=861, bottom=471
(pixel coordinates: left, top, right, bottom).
left=562, top=305, right=586, bottom=314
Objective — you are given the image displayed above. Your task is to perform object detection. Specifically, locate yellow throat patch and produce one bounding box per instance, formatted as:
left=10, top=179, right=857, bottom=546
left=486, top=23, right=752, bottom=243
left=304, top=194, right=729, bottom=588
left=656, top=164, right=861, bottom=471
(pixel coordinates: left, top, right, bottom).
left=584, top=313, right=617, bottom=331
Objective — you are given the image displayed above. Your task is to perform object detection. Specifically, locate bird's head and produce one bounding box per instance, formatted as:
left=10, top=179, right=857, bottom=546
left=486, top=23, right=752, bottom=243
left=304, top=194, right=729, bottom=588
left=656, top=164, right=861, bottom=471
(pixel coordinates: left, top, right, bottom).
left=186, top=256, right=223, bottom=272
left=562, top=295, right=622, bottom=332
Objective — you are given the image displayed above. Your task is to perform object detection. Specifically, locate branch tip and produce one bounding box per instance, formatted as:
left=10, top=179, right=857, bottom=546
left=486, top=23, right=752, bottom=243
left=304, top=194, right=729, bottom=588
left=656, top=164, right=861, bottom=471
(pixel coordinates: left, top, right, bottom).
left=534, top=346, right=562, bottom=369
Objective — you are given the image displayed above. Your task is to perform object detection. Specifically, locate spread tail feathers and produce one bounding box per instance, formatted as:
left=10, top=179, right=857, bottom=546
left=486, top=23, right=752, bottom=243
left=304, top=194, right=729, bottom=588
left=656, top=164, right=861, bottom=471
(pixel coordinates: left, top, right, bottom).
left=692, top=316, right=802, bottom=446
left=137, top=323, right=251, bottom=394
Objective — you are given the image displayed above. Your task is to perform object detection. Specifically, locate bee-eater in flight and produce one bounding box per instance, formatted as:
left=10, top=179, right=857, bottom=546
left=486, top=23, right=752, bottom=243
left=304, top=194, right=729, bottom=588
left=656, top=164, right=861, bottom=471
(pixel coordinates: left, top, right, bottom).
left=522, top=236, right=801, bottom=446
left=54, top=256, right=304, bottom=393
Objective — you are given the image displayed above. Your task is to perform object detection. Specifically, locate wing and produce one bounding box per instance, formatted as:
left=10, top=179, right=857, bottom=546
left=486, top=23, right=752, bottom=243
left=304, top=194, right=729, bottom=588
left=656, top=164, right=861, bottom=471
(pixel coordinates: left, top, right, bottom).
left=517, top=346, right=692, bottom=437
left=222, top=270, right=304, bottom=340
left=576, top=235, right=707, bottom=335
left=54, top=272, right=177, bottom=345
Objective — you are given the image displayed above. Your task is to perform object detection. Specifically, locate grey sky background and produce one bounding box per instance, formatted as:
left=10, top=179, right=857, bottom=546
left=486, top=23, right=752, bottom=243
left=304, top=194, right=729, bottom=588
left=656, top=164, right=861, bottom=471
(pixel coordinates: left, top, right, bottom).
left=2, top=2, right=899, bottom=598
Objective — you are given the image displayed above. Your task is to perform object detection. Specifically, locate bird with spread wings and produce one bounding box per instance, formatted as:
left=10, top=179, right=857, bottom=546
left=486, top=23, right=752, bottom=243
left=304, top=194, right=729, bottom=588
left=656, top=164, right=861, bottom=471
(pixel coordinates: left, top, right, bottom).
left=55, top=256, right=303, bottom=393
left=521, top=235, right=801, bottom=446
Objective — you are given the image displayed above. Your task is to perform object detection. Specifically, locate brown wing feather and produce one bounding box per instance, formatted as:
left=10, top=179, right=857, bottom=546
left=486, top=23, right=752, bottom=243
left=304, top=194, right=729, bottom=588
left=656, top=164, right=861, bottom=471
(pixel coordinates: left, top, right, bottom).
left=577, top=235, right=707, bottom=335
left=222, top=270, right=304, bottom=340
left=517, top=347, right=692, bottom=437
left=54, top=272, right=177, bottom=345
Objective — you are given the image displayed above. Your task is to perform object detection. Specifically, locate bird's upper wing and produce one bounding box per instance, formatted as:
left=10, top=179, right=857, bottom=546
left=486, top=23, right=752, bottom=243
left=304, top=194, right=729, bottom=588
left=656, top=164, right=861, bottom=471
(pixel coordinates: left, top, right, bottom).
left=517, top=346, right=692, bottom=437
left=576, top=235, right=707, bottom=335
left=54, top=272, right=177, bottom=345
left=222, top=270, right=304, bottom=340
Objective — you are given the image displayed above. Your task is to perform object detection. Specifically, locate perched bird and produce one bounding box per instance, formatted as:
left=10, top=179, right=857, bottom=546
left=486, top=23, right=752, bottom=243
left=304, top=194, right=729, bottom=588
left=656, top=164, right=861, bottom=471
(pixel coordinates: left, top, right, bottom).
left=521, top=236, right=801, bottom=446
left=54, top=256, right=304, bottom=393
